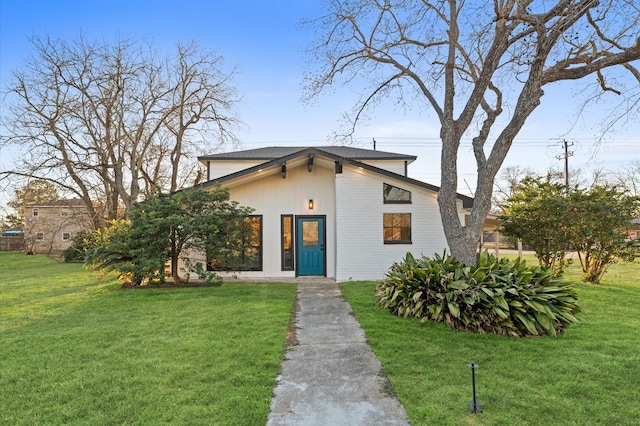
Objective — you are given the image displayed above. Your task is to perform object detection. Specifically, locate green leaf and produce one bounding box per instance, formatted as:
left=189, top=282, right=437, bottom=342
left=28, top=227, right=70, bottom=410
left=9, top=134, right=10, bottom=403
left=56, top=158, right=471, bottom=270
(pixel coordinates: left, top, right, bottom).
left=493, top=306, right=509, bottom=319
left=514, top=312, right=539, bottom=335
left=493, top=295, right=510, bottom=311
left=447, top=302, right=460, bottom=318
left=429, top=304, right=443, bottom=318
left=481, top=287, right=494, bottom=297
left=534, top=312, right=556, bottom=335
left=524, top=300, right=546, bottom=313
left=449, top=280, right=470, bottom=290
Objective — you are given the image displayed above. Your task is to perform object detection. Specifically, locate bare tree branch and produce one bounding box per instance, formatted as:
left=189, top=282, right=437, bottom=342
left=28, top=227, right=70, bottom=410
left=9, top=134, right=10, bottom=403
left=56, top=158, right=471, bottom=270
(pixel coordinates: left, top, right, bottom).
left=304, top=0, right=640, bottom=265
left=1, top=35, right=242, bottom=223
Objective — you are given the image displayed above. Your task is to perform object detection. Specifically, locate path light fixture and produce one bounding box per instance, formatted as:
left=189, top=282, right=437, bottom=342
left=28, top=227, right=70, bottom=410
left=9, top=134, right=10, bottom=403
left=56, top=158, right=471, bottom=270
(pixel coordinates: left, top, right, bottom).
left=467, top=363, right=482, bottom=414
left=308, top=199, right=314, bottom=210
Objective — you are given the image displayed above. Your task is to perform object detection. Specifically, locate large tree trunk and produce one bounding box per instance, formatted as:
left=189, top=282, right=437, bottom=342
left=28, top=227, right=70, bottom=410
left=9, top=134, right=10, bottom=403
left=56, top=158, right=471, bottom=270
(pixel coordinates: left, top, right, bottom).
left=438, top=126, right=484, bottom=266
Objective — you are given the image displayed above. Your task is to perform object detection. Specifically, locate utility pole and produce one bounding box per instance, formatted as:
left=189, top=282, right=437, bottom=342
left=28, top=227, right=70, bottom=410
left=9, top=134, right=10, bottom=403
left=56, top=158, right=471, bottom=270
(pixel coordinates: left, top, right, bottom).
left=556, top=139, right=574, bottom=196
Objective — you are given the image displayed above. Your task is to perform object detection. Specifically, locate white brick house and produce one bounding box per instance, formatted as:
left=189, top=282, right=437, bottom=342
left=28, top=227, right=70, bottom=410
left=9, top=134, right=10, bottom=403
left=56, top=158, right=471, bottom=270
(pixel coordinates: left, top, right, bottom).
left=191, top=146, right=473, bottom=282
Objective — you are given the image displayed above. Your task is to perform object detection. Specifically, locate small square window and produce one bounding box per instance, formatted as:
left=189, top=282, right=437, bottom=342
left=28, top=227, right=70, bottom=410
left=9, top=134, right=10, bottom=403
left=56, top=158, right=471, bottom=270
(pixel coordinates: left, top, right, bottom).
left=36, top=232, right=44, bottom=241
left=33, top=208, right=39, bottom=217
left=383, top=213, right=412, bottom=244
left=61, top=209, right=70, bottom=217
left=62, top=232, right=71, bottom=241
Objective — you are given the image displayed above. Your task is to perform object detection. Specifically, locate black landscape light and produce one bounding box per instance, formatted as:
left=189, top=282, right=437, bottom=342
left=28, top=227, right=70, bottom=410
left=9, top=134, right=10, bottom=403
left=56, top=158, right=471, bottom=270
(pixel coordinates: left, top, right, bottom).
left=467, top=363, right=482, bottom=414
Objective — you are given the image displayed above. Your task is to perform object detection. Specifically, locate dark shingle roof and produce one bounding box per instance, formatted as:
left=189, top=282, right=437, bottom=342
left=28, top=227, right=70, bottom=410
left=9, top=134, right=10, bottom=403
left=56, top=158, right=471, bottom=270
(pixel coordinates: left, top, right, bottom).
left=195, top=146, right=473, bottom=208
left=198, top=146, right=416, bottom=162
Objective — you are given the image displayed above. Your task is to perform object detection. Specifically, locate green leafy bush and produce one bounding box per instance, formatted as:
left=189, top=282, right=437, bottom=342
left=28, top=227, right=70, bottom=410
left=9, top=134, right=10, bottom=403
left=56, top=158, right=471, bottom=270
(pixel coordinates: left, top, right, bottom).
left=376, top=251, right=580, bottom=337
left=62, top=232, right=92, bottom=263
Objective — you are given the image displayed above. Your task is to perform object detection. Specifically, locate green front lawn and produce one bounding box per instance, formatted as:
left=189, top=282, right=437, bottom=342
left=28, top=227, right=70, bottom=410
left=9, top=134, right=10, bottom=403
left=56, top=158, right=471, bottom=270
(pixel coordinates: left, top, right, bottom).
left=3, top=251, right=638, bottom=425
left=341, top=259, right=640, bottom=426
left=0, top=252, right=296, bottom=425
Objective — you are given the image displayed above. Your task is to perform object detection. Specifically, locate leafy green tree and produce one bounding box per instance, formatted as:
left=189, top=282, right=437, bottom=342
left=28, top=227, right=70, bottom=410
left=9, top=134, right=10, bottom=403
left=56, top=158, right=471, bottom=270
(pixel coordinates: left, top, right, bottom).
left=152, top=186, right=254, bottom=283
left=500, top=178, right=639, bottom=283
left=5, top=180, right=59, bottom=229
left=85, top=219, right=159, bottom=285
left=567, top=186, right=638, bottom=283
left=85, top=186, right=253, bottom=285
left=499, top=177, right=572, bottom=274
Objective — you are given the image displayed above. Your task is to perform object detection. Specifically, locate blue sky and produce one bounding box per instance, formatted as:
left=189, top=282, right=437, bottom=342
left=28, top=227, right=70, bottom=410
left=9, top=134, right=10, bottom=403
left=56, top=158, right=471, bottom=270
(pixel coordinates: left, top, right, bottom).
left=1, top=0, right=638, bottom=204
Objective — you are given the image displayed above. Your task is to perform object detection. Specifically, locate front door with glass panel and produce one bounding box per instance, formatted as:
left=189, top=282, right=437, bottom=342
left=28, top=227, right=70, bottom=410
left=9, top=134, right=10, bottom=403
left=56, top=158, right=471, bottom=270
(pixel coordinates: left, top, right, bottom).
left=296, top=217, right=325, bottom=276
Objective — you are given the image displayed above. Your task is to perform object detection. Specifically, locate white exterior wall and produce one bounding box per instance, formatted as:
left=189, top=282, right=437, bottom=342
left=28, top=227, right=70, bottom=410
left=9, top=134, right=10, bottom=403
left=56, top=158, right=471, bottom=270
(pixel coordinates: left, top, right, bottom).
left=182, top=155, right=464, bottom=283
left=206, top=161, right=265, bottom=180
left=335, top=166, right=449, bottom=282
left=360, top=160, right=407, bottom=175
left=193, top=161, right=337, bottom=279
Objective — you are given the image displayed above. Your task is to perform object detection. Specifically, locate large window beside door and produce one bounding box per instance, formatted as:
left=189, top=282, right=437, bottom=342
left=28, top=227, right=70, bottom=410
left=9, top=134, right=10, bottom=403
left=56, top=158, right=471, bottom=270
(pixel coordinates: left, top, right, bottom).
left=281, top=215, right=294, bottom=270
left=208, top=215, right=262, bottom=271
left=383, top=213, right=412, bottom=244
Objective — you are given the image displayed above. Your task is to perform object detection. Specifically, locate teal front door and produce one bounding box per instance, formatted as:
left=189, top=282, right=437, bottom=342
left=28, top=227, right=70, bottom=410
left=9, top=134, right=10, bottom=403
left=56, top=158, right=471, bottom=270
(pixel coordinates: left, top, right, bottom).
left=296, top=217, right=325, bottom=276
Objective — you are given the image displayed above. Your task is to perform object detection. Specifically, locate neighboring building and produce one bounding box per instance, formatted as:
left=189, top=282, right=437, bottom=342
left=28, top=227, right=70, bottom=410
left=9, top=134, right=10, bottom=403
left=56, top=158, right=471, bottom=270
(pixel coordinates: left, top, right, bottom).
left=184, top=146, right=473, bottom=282
left=0, top=228, right=24, bottom=251
left=23, top=199, right=94, bottom=254
left=628, top=218, right=640, bottom=240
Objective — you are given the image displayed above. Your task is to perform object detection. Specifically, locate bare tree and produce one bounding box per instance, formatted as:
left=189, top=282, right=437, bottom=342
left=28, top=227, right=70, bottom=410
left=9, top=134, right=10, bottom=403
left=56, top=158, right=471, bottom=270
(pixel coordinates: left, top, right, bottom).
left=612, top=161, right=640, bottom=197
left=493, top=165, right=536, bottom=210
left=304, top=0, right=640, bottom=265
left=1, top=35, right=241, bottom=226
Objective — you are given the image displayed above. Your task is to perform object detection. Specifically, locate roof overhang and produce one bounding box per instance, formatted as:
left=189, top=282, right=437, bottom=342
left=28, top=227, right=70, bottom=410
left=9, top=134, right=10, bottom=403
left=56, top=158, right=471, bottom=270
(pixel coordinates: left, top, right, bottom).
left=193, top=147, right=474, bottom=207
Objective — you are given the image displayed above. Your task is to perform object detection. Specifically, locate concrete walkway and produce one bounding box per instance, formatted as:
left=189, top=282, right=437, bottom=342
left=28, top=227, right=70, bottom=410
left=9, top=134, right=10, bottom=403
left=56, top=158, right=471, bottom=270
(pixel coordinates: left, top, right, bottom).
left=267, top=279, right=411, bottom=426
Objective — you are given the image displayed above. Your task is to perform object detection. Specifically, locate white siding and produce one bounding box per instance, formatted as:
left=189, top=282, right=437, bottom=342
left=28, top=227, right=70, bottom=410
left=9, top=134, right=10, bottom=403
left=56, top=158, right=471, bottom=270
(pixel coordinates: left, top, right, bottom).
left=335, top=166, right=449, bottom=282
left=189, top=161, right=337, bottom=279
left=182, top=154, right=462, bottom=282
left=360, top=160, right=407, bottom=175
left=207, top=161, right=265, bottom=180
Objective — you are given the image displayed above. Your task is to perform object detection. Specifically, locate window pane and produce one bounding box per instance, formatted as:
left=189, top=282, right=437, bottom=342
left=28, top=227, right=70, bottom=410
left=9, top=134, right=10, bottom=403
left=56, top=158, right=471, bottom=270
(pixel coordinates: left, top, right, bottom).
left=303, top=221, right=318, bottom=247
left=208, top=215, right=262, bottom=271
left=384, top=227, right=394, bottom=241
left=383, top=213, right=411, bottom=243
left=383, top=183, right=411, bottom=203
left=282, top=215, right=293, bottom=270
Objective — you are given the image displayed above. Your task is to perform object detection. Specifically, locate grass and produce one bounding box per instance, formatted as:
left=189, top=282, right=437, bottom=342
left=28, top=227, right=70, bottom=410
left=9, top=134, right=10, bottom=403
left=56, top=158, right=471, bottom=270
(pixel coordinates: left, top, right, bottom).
left=341, top=258, right=640, bottom=426
left=0, top=252, right=296, bottom=425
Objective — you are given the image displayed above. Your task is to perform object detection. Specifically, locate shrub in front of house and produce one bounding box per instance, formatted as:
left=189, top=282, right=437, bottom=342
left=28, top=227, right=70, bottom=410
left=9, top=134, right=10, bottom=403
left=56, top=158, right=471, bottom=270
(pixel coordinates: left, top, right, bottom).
left=62, top=231, right=92, bottom=263
left=376, top=251, right=580, bottom=337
